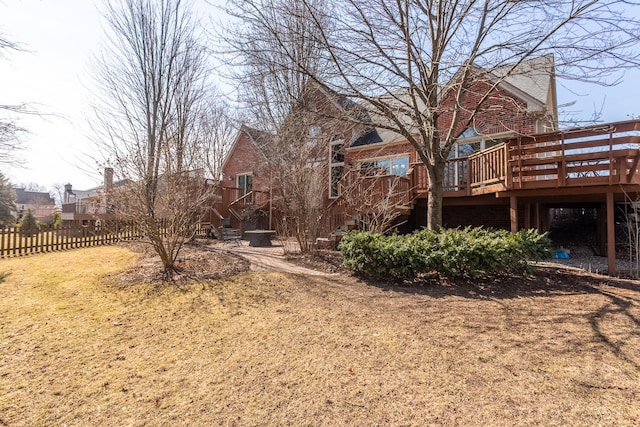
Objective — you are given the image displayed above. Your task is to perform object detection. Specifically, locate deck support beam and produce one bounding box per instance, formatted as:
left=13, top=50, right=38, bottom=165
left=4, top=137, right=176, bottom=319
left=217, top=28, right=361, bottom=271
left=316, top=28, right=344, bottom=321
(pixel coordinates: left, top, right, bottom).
left=510, top=196, right=518, bottom=233
left=606, top=190, right=616, bottom=275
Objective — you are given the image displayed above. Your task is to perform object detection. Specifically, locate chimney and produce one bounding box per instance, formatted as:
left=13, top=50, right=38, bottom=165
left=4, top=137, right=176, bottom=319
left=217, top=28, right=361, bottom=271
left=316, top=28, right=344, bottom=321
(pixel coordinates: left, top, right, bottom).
left=64, top=184, right=73, bottom=204
left=104, top=167, right=114, bottom=192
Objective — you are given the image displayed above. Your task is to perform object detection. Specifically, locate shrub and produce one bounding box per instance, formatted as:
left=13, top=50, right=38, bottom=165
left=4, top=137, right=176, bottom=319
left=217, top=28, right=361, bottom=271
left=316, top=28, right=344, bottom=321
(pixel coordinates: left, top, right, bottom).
left=339, top=227, right=551, bottom=280
left=49, top=212, right=62, bottom=228
left=19, top=210, right=40, bottom=237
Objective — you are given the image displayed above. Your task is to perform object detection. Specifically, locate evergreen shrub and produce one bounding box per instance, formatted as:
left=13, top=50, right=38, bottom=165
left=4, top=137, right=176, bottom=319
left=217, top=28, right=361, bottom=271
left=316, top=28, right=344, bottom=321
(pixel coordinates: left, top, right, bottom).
left=339, top=227, right=551, bottom=279
left=19, top=210, right=40, bottom=237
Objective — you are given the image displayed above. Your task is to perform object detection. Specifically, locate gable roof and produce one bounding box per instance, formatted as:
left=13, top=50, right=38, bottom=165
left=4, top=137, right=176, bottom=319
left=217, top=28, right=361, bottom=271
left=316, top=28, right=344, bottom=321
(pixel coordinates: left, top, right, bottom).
left=348, top=55, right=556, bottom=148
left=220, top=124, right=273, bottom=172
left=15, top=188, right=55, bottom=205
left=491, top=54, right=554, bottom=108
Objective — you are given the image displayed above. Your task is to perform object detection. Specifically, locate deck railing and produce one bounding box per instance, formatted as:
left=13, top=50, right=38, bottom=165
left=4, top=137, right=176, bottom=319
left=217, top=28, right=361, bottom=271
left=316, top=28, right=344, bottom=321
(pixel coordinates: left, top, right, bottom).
left=409, top=119, right=640, bottom=195
left=207, top=186, right=271, bottom=228
left=508, top=124, right=640, bottom=189
left=328, top=169, right=412, bottom=231
left=215, top=187, right=269, bottom=209
left=469, top=143, right=509, bottom=189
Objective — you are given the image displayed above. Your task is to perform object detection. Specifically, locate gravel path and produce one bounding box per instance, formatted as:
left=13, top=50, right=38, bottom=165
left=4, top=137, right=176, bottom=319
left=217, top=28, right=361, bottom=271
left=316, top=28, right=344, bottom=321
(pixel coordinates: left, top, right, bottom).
left=539, top=245, right=638, bottom=276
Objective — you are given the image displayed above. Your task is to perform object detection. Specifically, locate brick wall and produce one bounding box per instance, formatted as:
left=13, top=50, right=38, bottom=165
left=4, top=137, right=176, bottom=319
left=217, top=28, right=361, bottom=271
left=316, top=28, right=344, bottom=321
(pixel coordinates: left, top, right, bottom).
left=221, top=131, right=270, bottom=192
left=439, top=80, right=539, bottom=137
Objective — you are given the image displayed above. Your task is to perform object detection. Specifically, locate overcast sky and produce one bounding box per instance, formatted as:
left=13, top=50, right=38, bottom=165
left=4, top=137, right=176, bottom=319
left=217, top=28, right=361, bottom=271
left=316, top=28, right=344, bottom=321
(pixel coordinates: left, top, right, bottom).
left=1, top=0, right=639, bottom=192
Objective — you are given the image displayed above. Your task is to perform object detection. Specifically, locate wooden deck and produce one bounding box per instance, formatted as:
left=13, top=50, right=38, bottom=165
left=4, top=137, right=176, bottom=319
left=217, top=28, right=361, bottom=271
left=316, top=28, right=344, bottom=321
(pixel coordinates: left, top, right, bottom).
left=411, top=119, right=640, bottom=198
left=203, top=187, right=270, bottom=229
left=330, top=119, right=640, bottom=274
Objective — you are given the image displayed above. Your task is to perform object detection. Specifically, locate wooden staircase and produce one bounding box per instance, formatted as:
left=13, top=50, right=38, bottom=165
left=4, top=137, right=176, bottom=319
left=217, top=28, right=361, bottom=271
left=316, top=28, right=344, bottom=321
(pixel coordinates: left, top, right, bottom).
left=322, top=171, right=416, bottom=248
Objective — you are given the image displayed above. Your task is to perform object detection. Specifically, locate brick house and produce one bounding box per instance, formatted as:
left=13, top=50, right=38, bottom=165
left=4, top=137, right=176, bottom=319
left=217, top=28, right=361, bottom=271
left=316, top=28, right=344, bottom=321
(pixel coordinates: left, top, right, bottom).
left=216, top=55, right=640, bottom=273
left=15, top=188, right=56, bottom=223
left=219, top=56, right=556, bottom=227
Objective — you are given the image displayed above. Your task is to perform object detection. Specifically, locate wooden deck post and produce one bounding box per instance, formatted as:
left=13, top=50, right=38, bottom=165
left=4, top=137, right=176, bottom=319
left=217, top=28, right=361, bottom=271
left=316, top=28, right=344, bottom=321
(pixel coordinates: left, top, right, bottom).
left=524, top=203, right=531, bottom=229
left=606, top=191, right=616, bottom=275
left=510, top=196, right=518, bottom=233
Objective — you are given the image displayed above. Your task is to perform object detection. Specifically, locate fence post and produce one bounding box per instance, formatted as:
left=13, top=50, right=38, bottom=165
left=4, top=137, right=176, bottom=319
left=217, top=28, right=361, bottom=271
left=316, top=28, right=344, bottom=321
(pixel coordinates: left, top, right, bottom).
left=13, top=227, right=18, bottom=256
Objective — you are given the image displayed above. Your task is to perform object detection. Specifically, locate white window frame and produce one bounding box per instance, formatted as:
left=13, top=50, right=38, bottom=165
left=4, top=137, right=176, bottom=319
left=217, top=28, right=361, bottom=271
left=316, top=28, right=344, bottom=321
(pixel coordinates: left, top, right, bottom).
left=329, top=139, right=345, bottom=199
left=358, top=155, right=410, bottom=177
left=236, top=172, right=253, bottom=195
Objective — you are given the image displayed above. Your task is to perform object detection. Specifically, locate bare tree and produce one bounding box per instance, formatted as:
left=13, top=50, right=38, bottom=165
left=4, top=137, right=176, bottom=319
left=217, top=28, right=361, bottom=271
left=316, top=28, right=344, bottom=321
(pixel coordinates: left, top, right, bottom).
left=0, top=32, right=28, bottom=167
left=232, top=0, right=640, bottom=229
left=198, top=95, right=237, bottom=181
left=0, top=171, right=16, bottom=227
left=224, top=0, right=346, bottom=252
left=92, top=0, right=215, bottom=274
left=337, top=169, right=409, bottom=234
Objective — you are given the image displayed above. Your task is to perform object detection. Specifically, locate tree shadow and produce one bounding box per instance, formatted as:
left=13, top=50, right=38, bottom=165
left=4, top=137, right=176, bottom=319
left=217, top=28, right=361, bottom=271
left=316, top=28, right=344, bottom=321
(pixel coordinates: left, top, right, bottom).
left=344, top=266, right=640, bottom=373
left=349, top=266, right=639, bottom=300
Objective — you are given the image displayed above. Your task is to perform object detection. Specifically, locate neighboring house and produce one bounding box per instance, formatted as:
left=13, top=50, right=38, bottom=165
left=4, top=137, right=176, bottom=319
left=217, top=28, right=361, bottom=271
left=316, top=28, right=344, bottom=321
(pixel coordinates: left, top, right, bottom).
left=61, top=168, right=120, bottom=225
left=14, top=188, right=56, bottom=223
left=216, top=55, right=640, bottom=273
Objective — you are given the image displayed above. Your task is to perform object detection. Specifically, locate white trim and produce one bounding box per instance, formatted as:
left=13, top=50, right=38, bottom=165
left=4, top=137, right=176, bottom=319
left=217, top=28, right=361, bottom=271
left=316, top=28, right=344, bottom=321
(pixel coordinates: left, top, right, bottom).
left=358, top=155, right=410, bottom=177
left=236, top=172, right=253, bottom=192
left=329, top=139, right=345, bottom=199
left=358, top=153, right=411, bottom=163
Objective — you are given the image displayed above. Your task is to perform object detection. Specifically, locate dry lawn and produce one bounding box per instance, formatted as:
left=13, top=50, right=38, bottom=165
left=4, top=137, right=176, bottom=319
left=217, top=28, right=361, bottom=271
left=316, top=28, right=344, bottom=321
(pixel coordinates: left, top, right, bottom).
left=1, top=245, right=639, bottom=426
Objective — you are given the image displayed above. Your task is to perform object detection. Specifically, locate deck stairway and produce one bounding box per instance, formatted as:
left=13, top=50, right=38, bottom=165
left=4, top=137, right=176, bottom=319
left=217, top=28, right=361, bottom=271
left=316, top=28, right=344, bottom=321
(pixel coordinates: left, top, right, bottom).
left=206, top=188, right=270, bottom=238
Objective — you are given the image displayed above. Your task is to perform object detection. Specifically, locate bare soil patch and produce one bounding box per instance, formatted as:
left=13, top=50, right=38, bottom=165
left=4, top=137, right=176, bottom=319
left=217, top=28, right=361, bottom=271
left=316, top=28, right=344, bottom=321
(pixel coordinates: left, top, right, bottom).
left=1, top=245, right=639, bottom=426
left=112, top=241, right=250, bottom=285
left=285, top=249, right=347, bottom=274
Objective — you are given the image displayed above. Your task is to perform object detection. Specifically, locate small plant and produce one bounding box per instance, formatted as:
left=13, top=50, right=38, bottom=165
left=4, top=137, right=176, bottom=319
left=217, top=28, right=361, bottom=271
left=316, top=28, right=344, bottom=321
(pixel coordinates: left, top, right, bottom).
left=49, top=212, right=62, bottom=228
left=19, top=210, right=40, bottom=237
left=339, top=227, right=551, bottom=280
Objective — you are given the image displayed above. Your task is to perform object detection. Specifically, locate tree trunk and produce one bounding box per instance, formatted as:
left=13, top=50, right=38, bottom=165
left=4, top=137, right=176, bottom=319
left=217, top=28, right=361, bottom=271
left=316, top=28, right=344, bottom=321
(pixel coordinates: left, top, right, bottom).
left=426, top=159, right=445, bottom=230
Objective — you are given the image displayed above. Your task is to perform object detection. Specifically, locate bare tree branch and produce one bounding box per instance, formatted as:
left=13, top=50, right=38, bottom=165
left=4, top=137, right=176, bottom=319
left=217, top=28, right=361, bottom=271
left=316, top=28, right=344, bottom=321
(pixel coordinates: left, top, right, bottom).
left=91, top=0, right=217, bottom=273
left=227, top=0, right=640, bottom=229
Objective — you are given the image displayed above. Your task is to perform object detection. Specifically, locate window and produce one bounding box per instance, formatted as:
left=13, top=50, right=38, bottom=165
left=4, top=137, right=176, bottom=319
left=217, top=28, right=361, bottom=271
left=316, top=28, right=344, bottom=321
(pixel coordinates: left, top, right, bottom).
left=330, top=165, right=344, bottom=198
left=237, top=173, right=253, bottom=196
left=450, top=127, right=501, bottom=158
left=459, top=127, right=480, bottom=139
left=359, top=156, right=409, bottom=177
left=307, top=124, right=321, bottom=147
left=330, top=140, right=344, bottom=164
left=329, top=139, right=345, bottom=198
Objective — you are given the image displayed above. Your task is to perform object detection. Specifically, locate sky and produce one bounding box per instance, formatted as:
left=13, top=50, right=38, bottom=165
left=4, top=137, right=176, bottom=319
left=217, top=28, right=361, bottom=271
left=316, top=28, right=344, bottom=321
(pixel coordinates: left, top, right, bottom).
left=0, top=0, right=223, bottom=191
left=1, top=0, right=639, bottom=193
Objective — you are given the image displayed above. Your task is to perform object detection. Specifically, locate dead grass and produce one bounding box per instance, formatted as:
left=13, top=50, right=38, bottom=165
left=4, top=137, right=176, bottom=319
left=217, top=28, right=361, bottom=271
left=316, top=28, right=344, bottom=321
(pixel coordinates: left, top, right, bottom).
left=1, top=245, right=639, bottom=426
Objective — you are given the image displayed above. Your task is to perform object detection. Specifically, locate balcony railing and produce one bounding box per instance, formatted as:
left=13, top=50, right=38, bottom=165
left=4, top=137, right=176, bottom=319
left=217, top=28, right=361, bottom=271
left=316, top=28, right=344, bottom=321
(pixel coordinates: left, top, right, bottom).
left=328, top=169, right=413, bottom=231
left=410, top=119, right=640, bottom=195
left=61, top=202, right=109, bottom=215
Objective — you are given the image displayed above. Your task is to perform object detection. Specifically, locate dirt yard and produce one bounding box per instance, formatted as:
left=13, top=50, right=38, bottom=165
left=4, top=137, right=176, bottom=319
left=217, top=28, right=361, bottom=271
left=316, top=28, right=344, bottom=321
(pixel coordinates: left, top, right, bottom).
left=1, top=244, right=639, bottom=426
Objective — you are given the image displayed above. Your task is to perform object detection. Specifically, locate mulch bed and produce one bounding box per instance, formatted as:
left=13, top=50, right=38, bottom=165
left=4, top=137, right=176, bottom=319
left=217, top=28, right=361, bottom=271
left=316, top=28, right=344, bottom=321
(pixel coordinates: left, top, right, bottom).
left=112, top=241, right=250, bottom=285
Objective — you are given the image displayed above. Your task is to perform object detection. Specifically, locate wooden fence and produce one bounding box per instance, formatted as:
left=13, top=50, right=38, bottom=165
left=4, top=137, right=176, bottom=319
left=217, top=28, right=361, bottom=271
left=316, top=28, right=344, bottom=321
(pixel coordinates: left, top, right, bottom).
left=0, top=222, right=143, bottom=258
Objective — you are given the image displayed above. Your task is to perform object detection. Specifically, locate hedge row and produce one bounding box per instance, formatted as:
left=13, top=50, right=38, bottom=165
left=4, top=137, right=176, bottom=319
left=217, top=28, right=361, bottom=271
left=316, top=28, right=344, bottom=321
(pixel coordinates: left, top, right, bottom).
left=339, top=227, right=551, bottom=279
